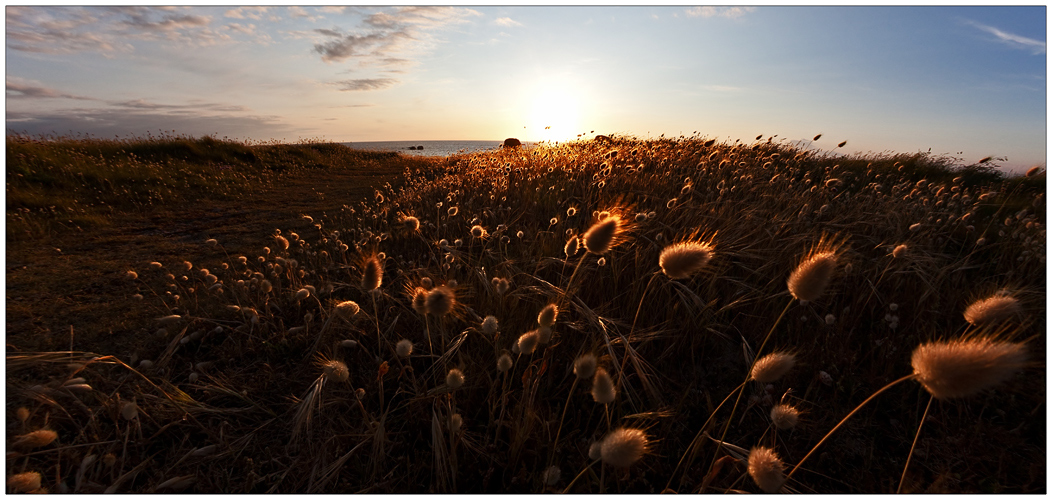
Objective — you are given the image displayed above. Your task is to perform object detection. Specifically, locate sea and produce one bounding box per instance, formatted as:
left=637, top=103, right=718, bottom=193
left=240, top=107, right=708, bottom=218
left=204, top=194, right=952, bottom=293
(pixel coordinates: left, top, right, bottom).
left=342, top=140, right=509, bottom=157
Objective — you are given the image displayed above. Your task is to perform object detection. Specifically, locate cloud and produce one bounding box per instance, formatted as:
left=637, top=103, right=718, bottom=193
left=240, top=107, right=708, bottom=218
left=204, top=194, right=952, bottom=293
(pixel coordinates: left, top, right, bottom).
left=494, top=17, right=521, bottom=27
left=363, top=6, right=481, bottom=30
left=685, top=7, right=755, bottom=19
left=6, top=79, right=96, bottom=100
left=333, top=78, right=399, bottom=91
left=313, top=31, right=411, bottom=63
left=6, top=95, right=299, bottom=139
left=225, top=22, right=255, bottom=35
left=6, top=7, right=130, bottom=54
left=287, top=6, right=317, bottom=21
left=120, top=11, right=210, bottom=31
left=223, top=7, right=269, bottom=20
left=6, top=6, right=241, bottom=54
left=6, top=107, right=298, bottom=140
left=965, top=20, right=1046, bottom=54
left=312, top=7, right=480, bottom=64
left=108, top=99, right=249, bottom=113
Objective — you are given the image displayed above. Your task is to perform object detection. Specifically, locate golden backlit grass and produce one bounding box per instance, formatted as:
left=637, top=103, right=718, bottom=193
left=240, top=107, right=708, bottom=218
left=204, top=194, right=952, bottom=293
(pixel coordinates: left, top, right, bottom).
left=5, top=133, right=1045, bottom=493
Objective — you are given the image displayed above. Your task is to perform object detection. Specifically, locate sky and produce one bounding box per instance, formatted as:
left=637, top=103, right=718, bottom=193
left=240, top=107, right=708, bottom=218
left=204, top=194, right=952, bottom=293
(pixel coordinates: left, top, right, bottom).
left=5, top=5, right=1048, bottom=171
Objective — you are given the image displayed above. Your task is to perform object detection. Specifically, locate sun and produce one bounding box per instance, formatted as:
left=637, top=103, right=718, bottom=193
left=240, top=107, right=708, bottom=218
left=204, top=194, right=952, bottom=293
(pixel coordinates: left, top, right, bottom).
left=530, top=86, right=581, bottom=143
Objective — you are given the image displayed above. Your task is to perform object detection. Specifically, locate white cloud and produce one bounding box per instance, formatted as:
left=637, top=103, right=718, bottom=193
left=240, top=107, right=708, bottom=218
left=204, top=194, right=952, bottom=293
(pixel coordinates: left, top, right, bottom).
left=6, top=7, right=239, bottom=54
left=965, top=20, right=1046, bottom=55
left=685, top=7, right=755, bottom=19
left=223, top=7, right=269, bottom=20
left=494, top=17, right=521, bottom=27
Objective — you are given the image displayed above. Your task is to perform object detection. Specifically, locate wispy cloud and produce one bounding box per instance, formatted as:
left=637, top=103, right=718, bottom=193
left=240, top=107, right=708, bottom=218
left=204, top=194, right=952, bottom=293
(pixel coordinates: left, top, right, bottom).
left=5, top=6, right=252, bottom=54
left=223, top=7, right=269, bottom=20
left=312, top=30, right=411, bottom=63
left=312, top=7, right=480, bottom=65
left=109, top=99, right=249, bottom=113
left=6, top=7, right=130, bottom=54
left=119, top=9, right=210, bottom=32
left=494, top=17, right=521, bottom=27
left=333, top=78, right=400, bottom=91
left=6, top=107, right=297, bottom=139
left=685, top=7, right=755, bottom=19
left=6, top=79, right=96, bottom=100
left=965, top=19, right=1046, bottom=54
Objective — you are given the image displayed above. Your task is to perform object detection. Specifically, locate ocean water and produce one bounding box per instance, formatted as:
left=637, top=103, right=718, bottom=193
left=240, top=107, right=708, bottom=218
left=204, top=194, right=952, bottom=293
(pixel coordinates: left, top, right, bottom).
left=342, top=140, right=508, bottom=157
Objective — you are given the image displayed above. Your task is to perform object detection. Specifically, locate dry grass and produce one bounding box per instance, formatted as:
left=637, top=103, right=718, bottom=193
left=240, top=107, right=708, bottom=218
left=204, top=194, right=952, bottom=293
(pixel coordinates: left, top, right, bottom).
left=6, top=133, right=1045, bottom=493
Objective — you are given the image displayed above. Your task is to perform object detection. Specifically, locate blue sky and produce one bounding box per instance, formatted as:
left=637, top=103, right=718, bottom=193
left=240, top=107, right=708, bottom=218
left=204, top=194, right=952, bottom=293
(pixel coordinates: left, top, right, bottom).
left=5, top=5, right=1047, bottom=171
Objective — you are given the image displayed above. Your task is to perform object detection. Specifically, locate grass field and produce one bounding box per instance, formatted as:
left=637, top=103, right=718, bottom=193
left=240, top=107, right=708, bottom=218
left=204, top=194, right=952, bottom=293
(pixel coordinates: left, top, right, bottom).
left=5, top=133, right=1045, bottom=493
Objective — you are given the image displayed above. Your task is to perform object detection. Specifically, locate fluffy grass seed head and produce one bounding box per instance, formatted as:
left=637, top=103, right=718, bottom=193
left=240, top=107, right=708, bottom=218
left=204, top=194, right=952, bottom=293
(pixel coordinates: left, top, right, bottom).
left=403, top=215, right=420, bottom=231
left=471, top=225, right=487, bottom=238
left=574, top=353, right=597, bottom=380
left=537, top=303, right=558, bottom=327
left=564, top=236, right=580, bottom=258
left=481, top=315, right=499, bottom=335
left=14, top=429, right=57, bottom=449
left=322, top=360, right=349, bottom=383
left=892, top=244, right=908, bottom=258
left=517, top=330, right=540, bottom=355
left=542, top=465, right=561, bottom=485
left=497, top=353, right=513, bottom=372
left=788, top=250, right=838, bottom=303
left=583, top=212, right=628, bottom=255
left=659, top=240, right=715, bottom=279
left=425, top=285, right=456, bottom=317
left=751, top=352, right=796, bottom=383
left=446, top=368, right=465, bottom=390
left=396, top=339, right=413, bottom=358
left=335, top=300, right=360, bottom=320
left=536, top=326, right=553, bottom=344
left=963, top=293, right=1023, bottom=326
left=121, top=402, right=139, bottom=421
left=588, top=441, right=602, bottom=461
left=591, top=367, right=617, bottom=404
left=492, top=277, right=511, bottom=295
left=747, top=446, right=786, bottom=493
left=361, top=255, right=383, bottom=291
left=7, top=472, right=42, bottom=493
left=911, top=336, right=1027, bottom=400
left=410, top=287, right=428, bottom=314
left=770, top=404, right=800, bottom=429
left=599, top=427, right=649, bottom=468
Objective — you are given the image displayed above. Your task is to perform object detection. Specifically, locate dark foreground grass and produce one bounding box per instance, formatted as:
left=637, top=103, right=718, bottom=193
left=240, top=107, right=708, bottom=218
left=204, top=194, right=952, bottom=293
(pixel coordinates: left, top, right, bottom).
left=5, top=133, right=1045, bottom=493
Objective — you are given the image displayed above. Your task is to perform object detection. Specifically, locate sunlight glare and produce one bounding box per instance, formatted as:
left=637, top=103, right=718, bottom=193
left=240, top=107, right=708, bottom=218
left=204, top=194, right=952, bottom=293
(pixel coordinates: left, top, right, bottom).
left=530, top=86, right=581, bottom=143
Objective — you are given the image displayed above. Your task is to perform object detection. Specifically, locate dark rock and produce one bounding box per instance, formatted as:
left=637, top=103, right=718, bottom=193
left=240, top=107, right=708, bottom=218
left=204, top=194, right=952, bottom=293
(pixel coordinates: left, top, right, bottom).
left=502, top=138, right=522, bottom=148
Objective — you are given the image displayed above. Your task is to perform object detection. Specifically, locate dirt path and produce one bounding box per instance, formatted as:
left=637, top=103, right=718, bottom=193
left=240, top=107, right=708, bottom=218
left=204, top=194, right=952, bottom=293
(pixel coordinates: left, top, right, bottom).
left=6, top=165, right=405, bottom=355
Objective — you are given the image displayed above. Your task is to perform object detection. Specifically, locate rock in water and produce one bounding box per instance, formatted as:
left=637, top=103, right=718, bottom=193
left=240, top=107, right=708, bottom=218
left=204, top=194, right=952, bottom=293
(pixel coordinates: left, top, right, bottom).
left=502, top=138, right=522, bottom=148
